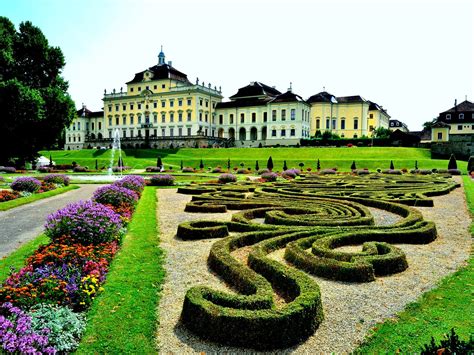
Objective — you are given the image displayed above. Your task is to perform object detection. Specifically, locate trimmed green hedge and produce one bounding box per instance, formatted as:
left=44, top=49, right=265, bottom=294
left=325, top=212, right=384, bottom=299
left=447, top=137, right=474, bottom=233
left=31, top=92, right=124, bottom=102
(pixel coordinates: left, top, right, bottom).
left=174, top=173, right=458, bottom=348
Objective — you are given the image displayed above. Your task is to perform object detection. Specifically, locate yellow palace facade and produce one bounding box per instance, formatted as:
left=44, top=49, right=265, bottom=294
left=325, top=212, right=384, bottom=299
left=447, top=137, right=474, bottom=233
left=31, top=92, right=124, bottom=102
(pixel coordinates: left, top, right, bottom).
left=65, top=50, right=390, bottom=149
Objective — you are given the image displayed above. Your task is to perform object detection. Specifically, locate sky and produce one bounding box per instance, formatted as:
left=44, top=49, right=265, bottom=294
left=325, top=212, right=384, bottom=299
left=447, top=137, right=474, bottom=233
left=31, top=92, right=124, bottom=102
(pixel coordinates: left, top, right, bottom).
left=2, top=0, right=473, bottom=131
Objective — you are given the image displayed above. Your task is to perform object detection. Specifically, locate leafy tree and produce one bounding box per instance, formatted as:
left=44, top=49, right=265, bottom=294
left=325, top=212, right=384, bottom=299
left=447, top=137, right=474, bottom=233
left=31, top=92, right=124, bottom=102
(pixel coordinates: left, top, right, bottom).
left=351, top=161, right=356, bottom=170
left=0, top=17, right=76, bottom=165
left=321, top=130, right=340, bottom=140
left=267, top=156, right=273, bottom=171
left=157, top=156, right=162, bottom=168
left=283, top=160, right=288, bottom=171
left=422, top=119, right=437, bottom=130
left=255, top=160, right=259, bottom=171
left=299, top=162, right=304, bottom=169
left=448, top=154, right=457, bottom=170
left=373, top=127, right=391, bottom=138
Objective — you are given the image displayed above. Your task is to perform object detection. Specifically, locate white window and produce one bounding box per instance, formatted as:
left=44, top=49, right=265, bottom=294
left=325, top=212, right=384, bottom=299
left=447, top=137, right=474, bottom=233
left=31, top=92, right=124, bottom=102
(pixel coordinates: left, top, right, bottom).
left=446, top=114, right=451, bottom=120
left=459, top=113, right=464, bottom=119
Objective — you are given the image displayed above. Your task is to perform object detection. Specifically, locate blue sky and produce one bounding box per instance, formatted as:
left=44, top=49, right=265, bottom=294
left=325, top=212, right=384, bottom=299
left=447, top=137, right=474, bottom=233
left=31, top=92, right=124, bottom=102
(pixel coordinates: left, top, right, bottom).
left=2, top=0, right=473, bottom=130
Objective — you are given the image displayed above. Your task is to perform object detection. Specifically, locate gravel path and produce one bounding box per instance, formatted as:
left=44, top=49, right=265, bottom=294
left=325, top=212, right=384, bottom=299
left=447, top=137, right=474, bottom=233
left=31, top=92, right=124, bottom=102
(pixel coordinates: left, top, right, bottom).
left=0, top=184, right=102, bottom=258
left=156, top=177, right=471, bottom=353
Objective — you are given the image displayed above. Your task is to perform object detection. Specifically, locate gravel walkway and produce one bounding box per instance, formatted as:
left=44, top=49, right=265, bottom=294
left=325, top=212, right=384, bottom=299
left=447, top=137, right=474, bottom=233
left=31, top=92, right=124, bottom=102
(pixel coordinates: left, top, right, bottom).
left=0, top=184, right=102, bottom=258
left=156, top=177, right=471, bottom=353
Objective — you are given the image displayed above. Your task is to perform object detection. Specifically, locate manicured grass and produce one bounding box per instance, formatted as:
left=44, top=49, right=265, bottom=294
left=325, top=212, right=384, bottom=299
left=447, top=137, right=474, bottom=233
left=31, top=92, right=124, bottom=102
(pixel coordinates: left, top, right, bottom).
left=77, top=186, right=164, bottom=354
left=356, top=176, right=473, bottom=353
left=0, top=185, right=79, bottom=211
left=0, top=234, right=49, bottom=281
left=40, top=147, right=467, bottom=172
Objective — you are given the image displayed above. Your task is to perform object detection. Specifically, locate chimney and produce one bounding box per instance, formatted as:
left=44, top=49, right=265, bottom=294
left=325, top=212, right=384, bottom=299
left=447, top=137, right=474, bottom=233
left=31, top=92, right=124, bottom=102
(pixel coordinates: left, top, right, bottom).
left=454, top=99, right=458, bottom=112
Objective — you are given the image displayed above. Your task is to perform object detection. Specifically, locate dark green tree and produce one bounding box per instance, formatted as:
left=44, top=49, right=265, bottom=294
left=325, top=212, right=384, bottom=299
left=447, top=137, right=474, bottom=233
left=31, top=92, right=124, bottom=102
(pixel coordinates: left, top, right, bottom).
left=283, top=160, right=288, bottom=171
left=415, top=160, right=418, bottom=170
left=255, top=160, right=259, bottom=171
left=227, top=158, right=231, bottom=171
left=467, top=156, right=474, bottom=173
left=180, top=160, right=183, bottom=170
left=240, top=162, right=244, bottom=168
left=373, top=127, right=391, bottom=138
left=95, top=159, right=98, bottom=170
left=299, top=162, right=304, bottom=169
left=351, top=161, right=356, bottom=170
left=390, top=160, right=395, bottom=170
left=448, top=154, right=457, bottom=170
left=0, top=17, right=76, bottom=165
left=49, top=154, right=53, bottom=168
left=157, top=156, right=162, bottom=168
left=199, top=159, right=204, bottom=169
left=267, top=156, right=273, bottom=171
left=317, top=159, right=321, bottom=170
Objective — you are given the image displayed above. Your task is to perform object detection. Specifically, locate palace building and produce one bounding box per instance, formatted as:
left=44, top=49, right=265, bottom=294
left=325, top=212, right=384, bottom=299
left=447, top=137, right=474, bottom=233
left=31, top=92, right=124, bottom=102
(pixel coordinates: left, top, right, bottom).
left=65, top=49, right=390, bottom=150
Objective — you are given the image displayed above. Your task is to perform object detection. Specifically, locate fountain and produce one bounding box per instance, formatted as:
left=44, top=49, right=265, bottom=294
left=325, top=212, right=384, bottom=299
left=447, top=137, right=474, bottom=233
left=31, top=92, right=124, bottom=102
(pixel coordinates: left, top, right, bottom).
left=108, top=128, right=123, bottom=179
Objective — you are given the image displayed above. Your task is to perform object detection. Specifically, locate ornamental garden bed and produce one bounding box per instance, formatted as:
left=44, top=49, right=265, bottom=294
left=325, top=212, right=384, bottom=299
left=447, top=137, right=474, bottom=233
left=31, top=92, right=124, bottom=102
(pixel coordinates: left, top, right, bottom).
left=156, top=174, right=471, bottom=353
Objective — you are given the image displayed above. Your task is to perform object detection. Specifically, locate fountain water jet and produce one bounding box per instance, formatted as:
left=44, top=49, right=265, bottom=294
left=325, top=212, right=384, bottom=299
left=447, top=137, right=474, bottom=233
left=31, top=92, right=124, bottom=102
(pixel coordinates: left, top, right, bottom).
left=108, top=128, right=123, bottom=179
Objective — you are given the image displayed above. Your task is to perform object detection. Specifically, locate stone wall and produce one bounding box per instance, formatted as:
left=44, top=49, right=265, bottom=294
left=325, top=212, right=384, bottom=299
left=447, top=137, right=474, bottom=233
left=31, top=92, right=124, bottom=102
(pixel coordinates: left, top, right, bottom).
left=431, top=135, right=474, bottom=160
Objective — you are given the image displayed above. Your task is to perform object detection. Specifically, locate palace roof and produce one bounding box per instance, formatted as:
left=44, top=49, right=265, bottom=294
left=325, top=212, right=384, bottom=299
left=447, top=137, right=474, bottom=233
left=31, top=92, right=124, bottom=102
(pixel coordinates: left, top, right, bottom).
left=229, top=82, right=281, bottom=100
left=441, top=100, right=474, bottom=113
left=76, top=107, right=103, bottom=118
left=306, top=91, right=336, bottom=103
left=270, top=90, right=307, bottom=104
left=126, top=63, right=190, bottom=84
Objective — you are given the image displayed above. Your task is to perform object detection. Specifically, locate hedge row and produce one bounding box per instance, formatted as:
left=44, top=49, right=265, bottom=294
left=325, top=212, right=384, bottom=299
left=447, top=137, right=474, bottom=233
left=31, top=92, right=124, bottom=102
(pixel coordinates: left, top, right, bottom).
left=175, top=173, right=458, bottom=349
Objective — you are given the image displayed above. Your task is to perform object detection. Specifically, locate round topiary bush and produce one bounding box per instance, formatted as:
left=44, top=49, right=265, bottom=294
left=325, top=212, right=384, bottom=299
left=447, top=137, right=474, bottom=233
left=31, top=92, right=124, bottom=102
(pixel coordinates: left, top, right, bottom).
left=212, top=167, right=223, bottom=173
left=218, top=173, right=237, bottom=184
left=73, top=166, right=88, bottom=172
left=10, top=177, right=41, bottom=192
left=261, top=172, right=278, bottom=182
left=281, top=170, right=297, bottom=179
left=257, top=168, right=270, bottom=175
left=43, top=174, right=70, bottom=186
left=0, top=166, right=16, bottom=173
left=113, top=175, right=145, bottom=194
left=149, top=174, right=175, bottom=186
left=44, top=200, right=123, bottom=244
left=182, top=167, right=195, bottom=173
left=92, top=185, right=138, bottom=208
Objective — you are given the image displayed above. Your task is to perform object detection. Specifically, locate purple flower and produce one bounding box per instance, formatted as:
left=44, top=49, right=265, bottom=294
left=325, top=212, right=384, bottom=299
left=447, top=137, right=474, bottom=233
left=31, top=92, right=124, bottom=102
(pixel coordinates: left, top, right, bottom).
left=10, top=177, right=41, bottom=192
left=113, top=175, right=145, bottom=194
left=44, top=200, right=122, bottom=244
left=149, top=175, right=175, bottom=186
left=92, top=185, right=138, bottom=207
left=43, top=174, right=70, bottom=186
left=218, top=173, right=237, bottom=184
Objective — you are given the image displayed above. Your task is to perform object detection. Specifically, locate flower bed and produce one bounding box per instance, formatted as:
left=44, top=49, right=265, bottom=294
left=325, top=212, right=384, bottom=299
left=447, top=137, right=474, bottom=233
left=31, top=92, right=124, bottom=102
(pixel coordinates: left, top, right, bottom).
left=149, top=174, right=175, bottom=186
left=10, top=177, right=41, bottom=193
left=0, top=177, right=143, bottom=353
left=43, top=174, right=70, bottom=186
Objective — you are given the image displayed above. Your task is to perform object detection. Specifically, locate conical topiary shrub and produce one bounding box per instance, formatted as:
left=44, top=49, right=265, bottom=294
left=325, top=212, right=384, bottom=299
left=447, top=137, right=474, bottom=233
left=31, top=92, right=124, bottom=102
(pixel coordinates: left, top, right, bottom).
left=448, top=154, right=457, bottom=170
left=390, top=160, right=395, bottom=170
left=255, top=161, right=259, bottom=171
left=157, top=156, right=162, bottom=168
left=267, top=156, right=274, bottom=171
left=283, top=160, right=288, bottom=171
left=351, top=161, right=356, bottom=170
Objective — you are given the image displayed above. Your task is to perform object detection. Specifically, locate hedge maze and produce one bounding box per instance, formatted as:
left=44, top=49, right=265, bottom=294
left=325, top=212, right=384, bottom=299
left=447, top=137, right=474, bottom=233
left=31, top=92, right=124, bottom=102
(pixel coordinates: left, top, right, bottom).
left=175, top=174, right=459, bottom=349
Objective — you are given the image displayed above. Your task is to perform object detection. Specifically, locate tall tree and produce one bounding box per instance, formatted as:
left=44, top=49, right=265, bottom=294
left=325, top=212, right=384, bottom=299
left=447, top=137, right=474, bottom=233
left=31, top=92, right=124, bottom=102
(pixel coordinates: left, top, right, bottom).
left=0, top=17, right=75, bottom=165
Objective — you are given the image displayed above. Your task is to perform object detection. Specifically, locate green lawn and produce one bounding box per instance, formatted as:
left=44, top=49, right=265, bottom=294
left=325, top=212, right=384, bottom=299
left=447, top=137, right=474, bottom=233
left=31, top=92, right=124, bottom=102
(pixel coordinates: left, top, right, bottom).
left=77, top=186, right=164, bottom=353
left=40, top=147, right=467, bottom=172
left=0, top=234, right=49, bottom=281
left=356, top=176, right=473, bottom=353
left=0, top=185, right=79, bottom=211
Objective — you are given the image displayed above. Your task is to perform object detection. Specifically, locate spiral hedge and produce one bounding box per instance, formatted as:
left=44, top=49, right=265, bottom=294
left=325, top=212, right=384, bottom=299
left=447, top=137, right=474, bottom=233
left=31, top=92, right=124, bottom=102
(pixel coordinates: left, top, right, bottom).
left=175, top=173, right=458, bottom=349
